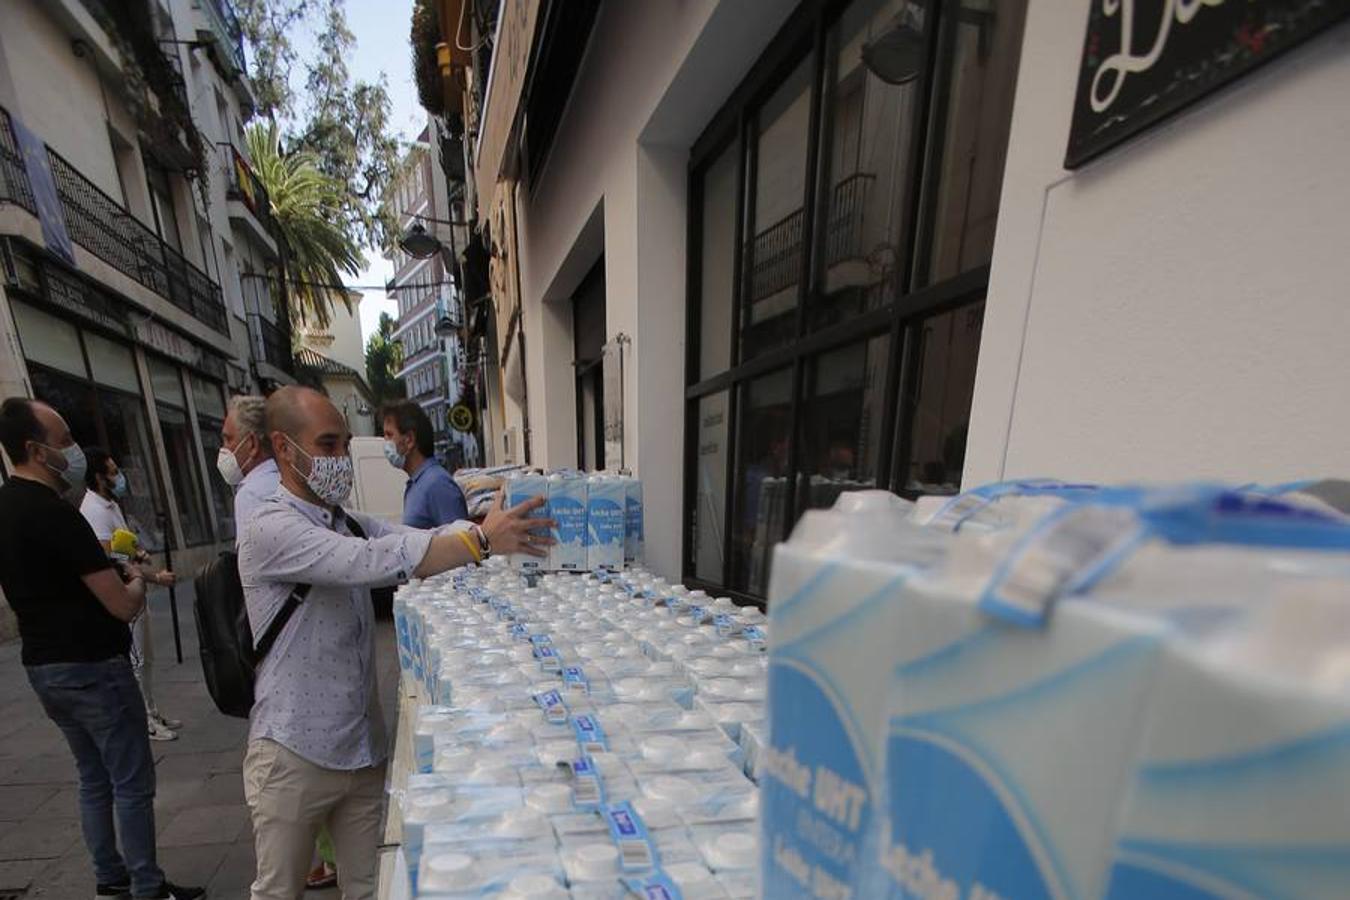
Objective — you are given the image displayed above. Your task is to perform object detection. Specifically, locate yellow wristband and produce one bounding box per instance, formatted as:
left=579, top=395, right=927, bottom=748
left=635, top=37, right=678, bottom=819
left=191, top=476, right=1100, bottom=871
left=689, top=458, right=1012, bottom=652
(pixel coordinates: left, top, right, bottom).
left=455, top=528, right=482, bottom=563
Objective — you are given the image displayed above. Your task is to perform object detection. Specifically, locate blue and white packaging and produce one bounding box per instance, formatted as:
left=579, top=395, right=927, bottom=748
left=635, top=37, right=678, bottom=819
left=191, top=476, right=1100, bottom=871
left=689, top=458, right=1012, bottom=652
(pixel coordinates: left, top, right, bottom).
left=761, top=490, right=944, bottom=899
left=624, top=473, right=644, bottom=565
left=548, top=472, right=588, bottom=572
left=416, top=843, right=562, bottom=897
left=506, top=471, right=550, bottom=573
left=1098, top=570, right=1350, bottom=899
left=586, top=474, right=626, bottom=572
left=876, top=487, right=1350, bottom=900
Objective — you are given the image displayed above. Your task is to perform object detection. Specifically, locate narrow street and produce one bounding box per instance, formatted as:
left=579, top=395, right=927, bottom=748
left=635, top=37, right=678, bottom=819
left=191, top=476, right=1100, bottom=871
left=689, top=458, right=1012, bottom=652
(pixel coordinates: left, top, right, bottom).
left=0, top=586, right=401, bottom=900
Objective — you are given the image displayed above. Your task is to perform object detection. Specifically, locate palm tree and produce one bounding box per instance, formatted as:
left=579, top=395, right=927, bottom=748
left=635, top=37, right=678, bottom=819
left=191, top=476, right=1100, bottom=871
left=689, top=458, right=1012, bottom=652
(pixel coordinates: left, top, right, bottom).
left=245, top=121, right=364, bottom=329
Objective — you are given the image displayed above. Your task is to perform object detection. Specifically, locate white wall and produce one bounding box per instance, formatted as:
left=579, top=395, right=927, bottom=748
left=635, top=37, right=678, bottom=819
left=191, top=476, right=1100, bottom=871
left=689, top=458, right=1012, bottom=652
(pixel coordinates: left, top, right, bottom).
left=511, top=0, right=799, bottom=578
left=965, top=11, right=1350, bottom=487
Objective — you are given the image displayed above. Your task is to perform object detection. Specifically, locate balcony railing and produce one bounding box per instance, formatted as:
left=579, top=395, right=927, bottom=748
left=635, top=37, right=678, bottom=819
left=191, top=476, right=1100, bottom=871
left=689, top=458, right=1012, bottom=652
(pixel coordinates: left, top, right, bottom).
left=249, top=312, right=292, bottom=373
left=198, top=0, right=247, bottom=77
left=0, top=105, right=228, bottom=335
left=744, top=173, right=877, bottom=304
left=825, top=172, right=875, bottom=267
left=219, top=142, right=276, bottom=237
left=746, top=208, right=804, bottom=303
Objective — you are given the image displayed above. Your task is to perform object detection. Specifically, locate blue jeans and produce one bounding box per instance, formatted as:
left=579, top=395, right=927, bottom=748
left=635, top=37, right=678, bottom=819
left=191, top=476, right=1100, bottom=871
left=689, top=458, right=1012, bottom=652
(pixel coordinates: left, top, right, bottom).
left=26, top=657, right=166, bottom=897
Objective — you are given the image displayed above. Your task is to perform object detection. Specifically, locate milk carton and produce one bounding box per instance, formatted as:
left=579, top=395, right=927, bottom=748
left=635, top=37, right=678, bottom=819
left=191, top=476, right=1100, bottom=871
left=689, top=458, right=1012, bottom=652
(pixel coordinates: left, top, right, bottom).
left=548, top=472, right=588, bottom=572
left=1101, top=581, right=1350, bottom=900
left=586, top=473, right=625, bottom=572
left=506, top=471, right=550, bottom=573
left=876, top=488, right=1350, bottom=900
left=761, top=491, right=949, bottom=899
left=624, top=473, right=644, bottom=565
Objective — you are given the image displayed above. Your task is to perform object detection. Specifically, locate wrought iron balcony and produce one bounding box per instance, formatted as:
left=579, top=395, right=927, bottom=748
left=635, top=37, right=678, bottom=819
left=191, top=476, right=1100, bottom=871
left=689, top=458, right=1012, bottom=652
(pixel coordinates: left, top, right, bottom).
left=197, top=0, right=247, bottom=78
left=0, top=105, right=228, bottom=335
left=824, top=172, right=876, bottom=267
left=249, top=312, right=292, bottom=374
left=744, top=173, right=877, bottom=304
left=219, top=142, right=276, bottom=237
left=746, top=208, right=803, bottom=303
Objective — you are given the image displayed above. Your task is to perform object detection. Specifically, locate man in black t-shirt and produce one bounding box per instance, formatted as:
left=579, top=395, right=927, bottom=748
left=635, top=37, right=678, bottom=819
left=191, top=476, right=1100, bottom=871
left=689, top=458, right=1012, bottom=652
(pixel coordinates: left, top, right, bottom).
left=0, top=398, right=202, bottom=900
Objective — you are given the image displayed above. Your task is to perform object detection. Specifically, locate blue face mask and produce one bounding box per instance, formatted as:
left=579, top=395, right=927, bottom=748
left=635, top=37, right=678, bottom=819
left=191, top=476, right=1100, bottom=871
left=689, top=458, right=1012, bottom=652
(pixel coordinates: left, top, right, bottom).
left=383, top=438, right=406, bottom=469
left=111, top=472, right=128, bottom=498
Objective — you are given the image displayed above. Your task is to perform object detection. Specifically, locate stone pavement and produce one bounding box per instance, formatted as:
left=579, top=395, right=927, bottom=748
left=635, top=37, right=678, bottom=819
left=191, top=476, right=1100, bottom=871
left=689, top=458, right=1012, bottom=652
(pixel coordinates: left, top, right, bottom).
left=0, top=583, right=401, bottom=900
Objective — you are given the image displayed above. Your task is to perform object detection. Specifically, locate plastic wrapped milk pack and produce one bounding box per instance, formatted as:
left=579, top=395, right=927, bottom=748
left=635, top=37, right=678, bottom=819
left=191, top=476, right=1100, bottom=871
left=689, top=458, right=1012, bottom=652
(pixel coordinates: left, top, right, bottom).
left=391, top=566, right=765, bottom=897
left=758, top=482, right=1350, bottom=900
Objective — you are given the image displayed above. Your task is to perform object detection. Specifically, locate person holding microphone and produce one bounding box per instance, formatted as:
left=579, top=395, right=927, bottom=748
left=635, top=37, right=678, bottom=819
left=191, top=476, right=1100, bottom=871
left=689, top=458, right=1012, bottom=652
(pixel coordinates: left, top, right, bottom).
left=79, top=447, right=180, bottom=741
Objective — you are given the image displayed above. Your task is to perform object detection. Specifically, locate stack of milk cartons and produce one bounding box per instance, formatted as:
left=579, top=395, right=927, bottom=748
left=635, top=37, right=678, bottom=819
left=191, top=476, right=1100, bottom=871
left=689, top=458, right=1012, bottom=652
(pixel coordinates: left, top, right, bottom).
left=869, top=484, right=1350, bottom=900
left=760, top=490, right=950, bottom=899
left=761, top=481, right=1350, bottom=899
left=390, top=562, right=767, bottom=898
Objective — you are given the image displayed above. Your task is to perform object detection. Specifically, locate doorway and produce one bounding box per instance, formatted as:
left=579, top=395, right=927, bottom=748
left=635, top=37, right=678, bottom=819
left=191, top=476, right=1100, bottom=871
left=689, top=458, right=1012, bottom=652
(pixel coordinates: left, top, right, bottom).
left=573, top=257, right=606, bottom=471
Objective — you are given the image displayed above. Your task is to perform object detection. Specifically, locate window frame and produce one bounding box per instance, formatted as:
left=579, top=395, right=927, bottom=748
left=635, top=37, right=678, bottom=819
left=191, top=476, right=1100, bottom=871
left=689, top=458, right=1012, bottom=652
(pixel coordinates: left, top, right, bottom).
left=682, top=0, right=1015, bottom=600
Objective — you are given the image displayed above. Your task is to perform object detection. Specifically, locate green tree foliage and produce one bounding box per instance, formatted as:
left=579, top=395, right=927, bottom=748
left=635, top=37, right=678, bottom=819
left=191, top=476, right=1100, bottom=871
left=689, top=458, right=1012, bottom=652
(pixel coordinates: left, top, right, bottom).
left=365, top=311, right=406, bottom=408
left=245, top=121, right=364, bottom=329
left=236, top=0, right=403, bottom=253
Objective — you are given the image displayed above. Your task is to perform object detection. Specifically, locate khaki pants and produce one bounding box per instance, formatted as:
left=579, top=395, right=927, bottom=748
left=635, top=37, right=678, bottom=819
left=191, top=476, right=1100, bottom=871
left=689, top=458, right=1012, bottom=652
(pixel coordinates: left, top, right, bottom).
left=243, top=739, right=386, bottom=900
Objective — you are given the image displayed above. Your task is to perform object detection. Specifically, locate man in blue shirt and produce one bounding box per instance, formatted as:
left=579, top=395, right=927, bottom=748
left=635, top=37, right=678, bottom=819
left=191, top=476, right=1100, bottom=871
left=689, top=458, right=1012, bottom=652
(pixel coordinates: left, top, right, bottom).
left=381, top=400, right=469, bottom=527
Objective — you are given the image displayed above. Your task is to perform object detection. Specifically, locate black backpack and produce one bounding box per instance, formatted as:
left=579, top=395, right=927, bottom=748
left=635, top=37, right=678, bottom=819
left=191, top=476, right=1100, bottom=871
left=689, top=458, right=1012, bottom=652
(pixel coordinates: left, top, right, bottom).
left=194, top=513, right=369, bottom=718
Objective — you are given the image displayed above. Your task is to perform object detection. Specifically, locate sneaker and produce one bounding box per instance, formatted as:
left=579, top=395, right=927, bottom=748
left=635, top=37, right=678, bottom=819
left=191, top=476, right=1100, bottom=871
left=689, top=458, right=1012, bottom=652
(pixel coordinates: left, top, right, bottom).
left=306, top=862, right=338, bottom=889
left=151, top=711, right=183, bottom=730
left=145, top=883, right=206, bottom=900
left=147, top=719, right=178, bottom=742
left=95, top=882, right=129, bottom=899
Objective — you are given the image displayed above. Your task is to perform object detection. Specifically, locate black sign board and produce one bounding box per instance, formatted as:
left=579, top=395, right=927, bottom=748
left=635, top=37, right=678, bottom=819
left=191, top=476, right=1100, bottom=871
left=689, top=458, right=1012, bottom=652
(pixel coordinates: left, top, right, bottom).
left=1065, top=1, right=1350, bottom=169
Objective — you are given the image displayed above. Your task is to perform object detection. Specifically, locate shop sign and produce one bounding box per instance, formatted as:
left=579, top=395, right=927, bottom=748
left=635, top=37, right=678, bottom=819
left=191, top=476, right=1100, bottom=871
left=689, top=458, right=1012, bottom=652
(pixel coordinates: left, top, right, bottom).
left=1065, top=0, right=1350, bottom=168
left=40, top=262, right=129, bottom=337
left=134, top=317, right=202, bottom=368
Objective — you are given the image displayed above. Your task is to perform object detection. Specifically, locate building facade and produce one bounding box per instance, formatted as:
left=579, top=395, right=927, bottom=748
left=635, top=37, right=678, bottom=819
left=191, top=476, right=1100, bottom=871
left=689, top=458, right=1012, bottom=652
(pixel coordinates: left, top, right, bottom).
left=295, top=289, right=376, bottom=437
left=386, top=123, right=478, bottom=469
left=0, top=0, right=291, bottom=636
left=462, top=0, right=1350, bottom=602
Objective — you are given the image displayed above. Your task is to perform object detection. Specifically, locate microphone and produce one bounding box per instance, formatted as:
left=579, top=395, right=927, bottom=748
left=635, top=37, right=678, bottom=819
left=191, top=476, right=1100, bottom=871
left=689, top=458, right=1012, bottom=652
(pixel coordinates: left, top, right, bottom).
left=110, top=528, right=140, bottom=561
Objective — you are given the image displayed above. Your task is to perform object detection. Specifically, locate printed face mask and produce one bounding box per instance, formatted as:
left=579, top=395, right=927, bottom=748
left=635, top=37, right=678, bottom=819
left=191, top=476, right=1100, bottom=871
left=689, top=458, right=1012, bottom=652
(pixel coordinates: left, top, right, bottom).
left=111, top=472, right=128, bottom=498
left=285, top=435, right=353, bottom=507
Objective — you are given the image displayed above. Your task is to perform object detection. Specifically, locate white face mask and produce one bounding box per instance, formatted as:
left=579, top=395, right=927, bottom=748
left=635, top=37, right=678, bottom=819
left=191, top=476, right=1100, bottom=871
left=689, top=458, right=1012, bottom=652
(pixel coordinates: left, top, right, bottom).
left=217, top=446, right=245, bottom=487
left=284, top=435, right=353, bottom=507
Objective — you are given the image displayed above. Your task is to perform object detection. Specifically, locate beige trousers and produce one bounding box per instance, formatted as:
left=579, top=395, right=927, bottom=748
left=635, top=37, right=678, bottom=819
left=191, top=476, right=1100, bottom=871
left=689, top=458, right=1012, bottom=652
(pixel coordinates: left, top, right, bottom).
left=243, top=738, right=386, bottom=900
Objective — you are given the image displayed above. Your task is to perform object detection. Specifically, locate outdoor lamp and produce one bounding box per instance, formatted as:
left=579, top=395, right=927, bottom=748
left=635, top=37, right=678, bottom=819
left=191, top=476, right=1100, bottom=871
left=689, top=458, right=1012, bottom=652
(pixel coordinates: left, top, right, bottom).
left=862, top=3, right=927, bottom=85
left=400, top=222, right=442, bottom=259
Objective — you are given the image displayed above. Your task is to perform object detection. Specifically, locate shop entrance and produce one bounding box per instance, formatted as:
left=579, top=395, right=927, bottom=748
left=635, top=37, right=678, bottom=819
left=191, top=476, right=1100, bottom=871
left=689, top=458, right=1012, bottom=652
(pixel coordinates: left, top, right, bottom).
left=572, top=257, right=606, bottom=471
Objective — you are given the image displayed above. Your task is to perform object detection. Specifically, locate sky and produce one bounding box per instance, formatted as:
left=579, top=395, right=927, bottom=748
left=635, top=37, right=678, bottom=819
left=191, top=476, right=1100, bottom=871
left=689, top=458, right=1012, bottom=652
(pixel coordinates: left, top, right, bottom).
left=289, top=0, right=424, bottom=345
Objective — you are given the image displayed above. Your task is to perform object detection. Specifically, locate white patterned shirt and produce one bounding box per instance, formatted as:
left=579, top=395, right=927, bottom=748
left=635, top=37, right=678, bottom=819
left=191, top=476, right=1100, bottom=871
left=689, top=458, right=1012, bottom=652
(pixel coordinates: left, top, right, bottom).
left=238, top=484, right=445, bottom=769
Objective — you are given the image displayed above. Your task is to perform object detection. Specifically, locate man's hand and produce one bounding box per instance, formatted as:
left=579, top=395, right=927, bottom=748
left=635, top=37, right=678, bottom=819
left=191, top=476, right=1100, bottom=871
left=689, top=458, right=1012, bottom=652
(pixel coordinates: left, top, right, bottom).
left=153, top=570, right=177, bottom=587
left=481, top=491, right=555, bottom=557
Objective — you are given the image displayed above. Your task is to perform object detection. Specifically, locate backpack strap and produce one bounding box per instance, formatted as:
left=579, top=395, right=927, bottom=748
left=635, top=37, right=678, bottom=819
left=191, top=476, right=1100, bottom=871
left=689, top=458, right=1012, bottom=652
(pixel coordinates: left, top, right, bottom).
left=253, top=582, right=311, bottom=661
left=254, top=510, right=365, bottom=660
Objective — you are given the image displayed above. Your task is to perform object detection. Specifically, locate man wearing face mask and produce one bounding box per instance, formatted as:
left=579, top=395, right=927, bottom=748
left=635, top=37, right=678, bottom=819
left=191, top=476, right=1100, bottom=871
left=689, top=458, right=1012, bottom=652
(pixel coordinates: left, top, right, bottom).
left=238, top=387, right=552, bottom=900
left=380, top=400, right=469, bottom=527
left=0, top=398, right=204, bottom=900
left=80, top=448, right=181, bottom=742
left=218, top=394, right=279, bottom=534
